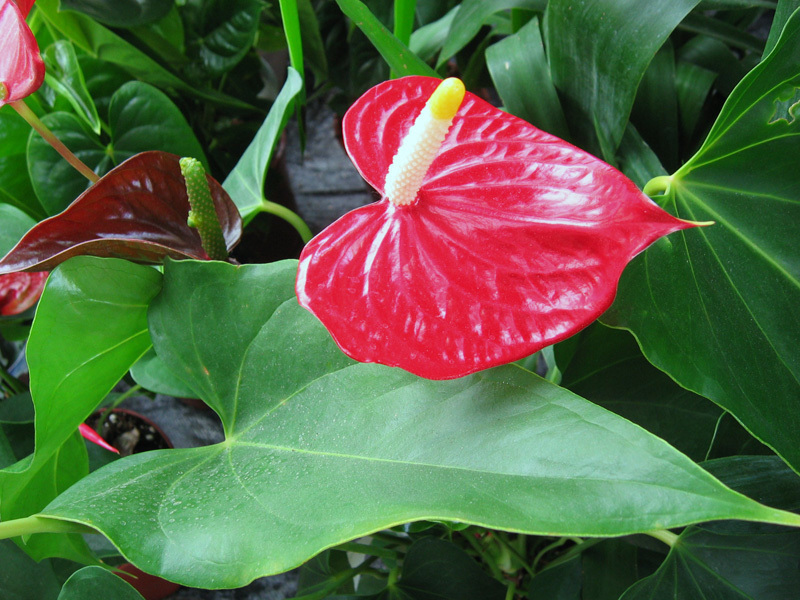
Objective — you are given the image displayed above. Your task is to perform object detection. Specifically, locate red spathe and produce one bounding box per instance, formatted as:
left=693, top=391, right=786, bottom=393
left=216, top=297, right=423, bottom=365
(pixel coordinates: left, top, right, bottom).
left=0, top=0, right=44, bottom=105
left=297, top=76, right=696, bottom=380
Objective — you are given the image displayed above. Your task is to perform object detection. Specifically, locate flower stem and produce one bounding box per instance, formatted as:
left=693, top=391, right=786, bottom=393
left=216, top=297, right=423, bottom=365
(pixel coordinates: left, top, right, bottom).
left=11, top=100, right=99, bottom=184
left=0, top=515, right=95, bottom=540
left=646, top=529, right=679, bottom=548
left=259, top=199, right=313, bottom=243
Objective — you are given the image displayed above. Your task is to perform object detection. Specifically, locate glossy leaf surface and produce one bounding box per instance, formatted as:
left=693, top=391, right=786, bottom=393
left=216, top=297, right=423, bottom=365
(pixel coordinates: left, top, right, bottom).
left=544, top=0, right=700, bottom=158
left=61, top=0, right=173, bottom=28
left=0, top=540, right=61, bottom=600
left=40, top=259, right=800, bottom=588
left=0, top=152, right=241, bottom=273
left=559, top=325, right=765, bottom=462
left=0, top=204, right=35, bottom=255
left=0, top=107, right=46, bottom=219
left=297, top=76, right=696, bottom=379
left=28, top=81, right=208, bottom=215
left=35, top=0, right=252, bottom=110
left=223, top=68, right=302, bottom=224
left=0, top=0, right=44, bottom=105
left=181, top=0, right=261, bottom=77
left=485, top=15, right=569, bottom=139
left=43, top=40, right=101, bottom=134
left=603, top=9, right=800, bottom=470
left=622, top=523, right=800, bottom=598
left=334, top=0, right=435, bottom=78
left=437, top=0, right=546, bottom=67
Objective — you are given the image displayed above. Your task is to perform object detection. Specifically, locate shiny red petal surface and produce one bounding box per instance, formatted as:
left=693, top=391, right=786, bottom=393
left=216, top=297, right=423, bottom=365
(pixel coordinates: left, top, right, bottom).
left=0, top=271, right=46, bottom=315
left=15, top=0, right=35, bottom=18
left=0, top=0, right=44, bottom=105
left=0, top=151, right=242, bottom=273
left=297, top=76, right=696, bottom=379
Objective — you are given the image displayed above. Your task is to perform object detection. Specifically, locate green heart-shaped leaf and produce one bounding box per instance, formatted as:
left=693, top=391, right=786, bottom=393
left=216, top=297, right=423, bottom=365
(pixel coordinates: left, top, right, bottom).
left=545, top=0, right=701, bottom=159
left=57, top=566, right=144, bottom=600
left=38, top=259, right=800, bottom=588
left=60, top=0, right=173, bottom=28
left=604, top=9, right=800, bottom=471
left=27, top=81, right=207, bottom=216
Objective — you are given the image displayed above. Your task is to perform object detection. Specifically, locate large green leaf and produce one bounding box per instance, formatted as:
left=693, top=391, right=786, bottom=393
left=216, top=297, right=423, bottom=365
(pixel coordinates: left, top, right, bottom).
left=559, top=325, right=765, bottom=462
left=437, top=0, right=546, bottom=67
left=0, top=206, right=36, bottom=257
left=544, top=0, right=701, bottom=159
left=181, top=0, right=262, bottom=77
left=223, top=68, right=303, bottom=224
left=335, top=0, right=436, bottom=77
left=0, top=108, right=47, bottom=220
left=39, top=259, right=800, bottom=588
left=108, top=82, right=207, bottom=166
left=0, top=432, right=95, bottom=564
left=27, top=258, right=161, bottom=474
left=621, top=456, right=800, bottom=600
left=26, top=113, right=107, bottom=216
left=603, top=9, right=800, bottom=470
left=27, top=82, right=206, bottom=215
left=43, top=41, right=102, bottom=135
left=621, top=523, right=800, bottom=599
left=0, top=540, right=61, bottom=600
left=61, top=0, right=174, bottom=28
left=384, top=537, right=505, bottom=600
left=0, top=259, right=159, bottom=562
left=56, top=566, right=145, bottom=600
left=485, top=16, right=569, bottom=139
left=35, top=0, right=253, bottom=110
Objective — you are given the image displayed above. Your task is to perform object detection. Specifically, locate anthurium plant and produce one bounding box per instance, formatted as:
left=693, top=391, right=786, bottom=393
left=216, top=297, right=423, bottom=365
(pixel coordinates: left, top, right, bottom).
left=1, top=0, right=799, bottom=598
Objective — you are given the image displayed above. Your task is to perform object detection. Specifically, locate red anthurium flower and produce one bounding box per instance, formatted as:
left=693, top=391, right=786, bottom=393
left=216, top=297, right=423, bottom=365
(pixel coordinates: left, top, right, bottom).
left=0, top=0, right=44, bottom=106
left=297, top=76, right=699, bottom=380
left=79, top=423, right=120, bottom=454
left=0, top=271, right=47, bottom=315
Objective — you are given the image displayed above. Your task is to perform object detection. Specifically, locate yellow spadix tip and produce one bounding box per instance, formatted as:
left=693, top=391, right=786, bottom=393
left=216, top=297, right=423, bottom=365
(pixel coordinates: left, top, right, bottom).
left=427, top=78, right=465, bottom=120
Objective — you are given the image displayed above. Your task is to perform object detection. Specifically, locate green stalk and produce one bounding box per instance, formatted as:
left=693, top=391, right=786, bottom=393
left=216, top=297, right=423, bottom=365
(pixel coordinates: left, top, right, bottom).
left=392, top=0, right=417, bottom=78
left=0, top=515, right=95, bottom=540
left=278, top=0, right=306, bottom=146
left=259, top=199, right=313, bottom=243
left=10, top=100, right=99, bottom=184
left=0, top=363, right=24, bottom=396
left=646, top=529, right=679, bottom=548
left=279, top=0, right=304, bottom=80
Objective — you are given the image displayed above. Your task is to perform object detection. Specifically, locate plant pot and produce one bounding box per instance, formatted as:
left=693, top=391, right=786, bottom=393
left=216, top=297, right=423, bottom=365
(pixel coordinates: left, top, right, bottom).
left=86, top=407, right=172, bottom=456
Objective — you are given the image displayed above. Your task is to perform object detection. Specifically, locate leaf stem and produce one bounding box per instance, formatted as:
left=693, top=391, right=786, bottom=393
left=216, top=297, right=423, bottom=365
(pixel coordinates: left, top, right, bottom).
left=0, top=363, right=25, bottom=396
left=646, top=529, right=679, bottom=548
left=0, top=515, right=95, bottom=540
left=642, top=175, right=672, bottom=197
left=495, top=532, right=535, bottom=577
left=259, top=199, right=313, bottom=243
left=462, top=529, right=505, bottom=581
left=531, top=536, right=577, bottom=573
left=10, top=100, right=100, bottom=184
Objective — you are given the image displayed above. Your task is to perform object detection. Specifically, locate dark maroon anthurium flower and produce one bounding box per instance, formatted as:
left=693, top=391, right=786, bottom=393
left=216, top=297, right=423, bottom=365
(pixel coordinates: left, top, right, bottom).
left=0, top=152, right=241, bottom=274
left=0, top=0, right=44, bottom=106
left=297, top=76, right=700, bottom=380
left=0, top=271, right=46, bottom=315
